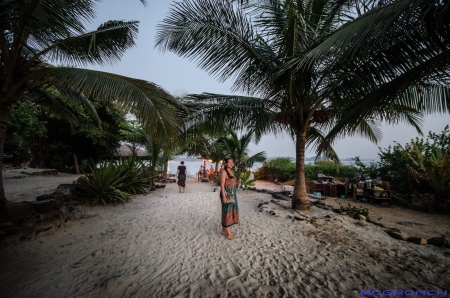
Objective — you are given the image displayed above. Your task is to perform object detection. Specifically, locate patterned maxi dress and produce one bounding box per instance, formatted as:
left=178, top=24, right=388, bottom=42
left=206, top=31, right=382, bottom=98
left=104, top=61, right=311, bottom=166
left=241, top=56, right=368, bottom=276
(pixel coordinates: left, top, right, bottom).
left=220, top=175, right=240, bottom=227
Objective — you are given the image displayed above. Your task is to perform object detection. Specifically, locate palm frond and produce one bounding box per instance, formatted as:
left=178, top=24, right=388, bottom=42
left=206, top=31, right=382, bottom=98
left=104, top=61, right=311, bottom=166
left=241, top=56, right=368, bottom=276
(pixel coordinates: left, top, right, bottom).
left=30, top=67, right=181, bottom=140
left=181, top=93, right=284, bottom=141
left=31, top=20, right=139, bottom=67
left=155, top=0, right=277, bottom=95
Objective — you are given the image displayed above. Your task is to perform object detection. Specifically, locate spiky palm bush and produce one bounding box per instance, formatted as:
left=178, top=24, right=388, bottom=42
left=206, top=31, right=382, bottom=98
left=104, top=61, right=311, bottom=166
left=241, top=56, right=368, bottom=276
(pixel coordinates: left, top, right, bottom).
left=78, top=156, right=150, bottom=205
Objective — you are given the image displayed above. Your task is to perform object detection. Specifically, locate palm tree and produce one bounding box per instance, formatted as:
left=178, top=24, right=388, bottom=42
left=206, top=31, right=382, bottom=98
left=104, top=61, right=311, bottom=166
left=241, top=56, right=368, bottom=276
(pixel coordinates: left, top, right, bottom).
left=0, top=0, right=182, bottom=205
left=156, top=0, right=449, bottom=211
left=218, top=129, right=266, bottom=180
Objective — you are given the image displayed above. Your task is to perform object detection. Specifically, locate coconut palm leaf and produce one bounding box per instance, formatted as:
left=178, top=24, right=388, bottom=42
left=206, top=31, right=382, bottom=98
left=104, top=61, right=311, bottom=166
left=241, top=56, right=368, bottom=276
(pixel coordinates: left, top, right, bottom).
left=182, top=93, right=287, bottom=141
left=155, top=0, right=277, bottom=95
left=27, top=67, right=181, bottom=139
left=28, top=20, right=139, bottom=68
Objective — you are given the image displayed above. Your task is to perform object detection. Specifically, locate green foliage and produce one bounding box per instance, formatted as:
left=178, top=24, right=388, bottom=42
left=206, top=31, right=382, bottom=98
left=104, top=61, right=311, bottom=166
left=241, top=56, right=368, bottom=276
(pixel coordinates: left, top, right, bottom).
left=255, top=158, right=296, bottom=182
left=399, top=126, right=450, bottom=207
left=240, top=170, right=257, bottom=188
left=217, top=128, right=266, bottom=180
left=350, top=125, right=450, bottom=195
left=336, top=203, right=370, bottom=220
left=305, top=160, right=358, bottom=180
left=119, top=120, right=150, bottom=154
left=5, top=100, right=127, bottom=170
left=4, top=100, right=47, bottom=164
left=77, top=156, right=150, bottom=205
left=255, top=157, right=358, bottom=182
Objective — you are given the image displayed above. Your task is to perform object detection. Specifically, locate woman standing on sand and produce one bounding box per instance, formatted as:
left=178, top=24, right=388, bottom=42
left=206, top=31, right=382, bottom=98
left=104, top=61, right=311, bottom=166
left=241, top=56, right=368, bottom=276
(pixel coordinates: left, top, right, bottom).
left=177, top=161, right=187, bottom=193
left=220, top=158, right=240, bottom=240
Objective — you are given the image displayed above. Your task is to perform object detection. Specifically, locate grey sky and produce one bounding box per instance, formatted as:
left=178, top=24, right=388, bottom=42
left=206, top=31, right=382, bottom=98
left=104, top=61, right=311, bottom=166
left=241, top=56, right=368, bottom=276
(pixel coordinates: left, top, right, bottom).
left=85, top=0, right=450, bottom=159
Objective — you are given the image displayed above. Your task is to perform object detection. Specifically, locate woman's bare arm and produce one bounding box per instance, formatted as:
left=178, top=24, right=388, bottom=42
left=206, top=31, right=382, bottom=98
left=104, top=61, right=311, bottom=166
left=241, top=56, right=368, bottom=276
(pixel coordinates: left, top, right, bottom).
left=220, top=170, right=227, bottom=204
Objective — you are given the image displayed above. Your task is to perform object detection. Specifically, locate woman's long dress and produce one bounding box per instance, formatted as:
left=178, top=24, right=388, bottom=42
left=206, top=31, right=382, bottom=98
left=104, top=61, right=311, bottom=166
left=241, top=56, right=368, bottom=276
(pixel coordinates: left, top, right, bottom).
left=177, top=165, right=186, bottom=187
left=221, top=175, right=240, bottom=227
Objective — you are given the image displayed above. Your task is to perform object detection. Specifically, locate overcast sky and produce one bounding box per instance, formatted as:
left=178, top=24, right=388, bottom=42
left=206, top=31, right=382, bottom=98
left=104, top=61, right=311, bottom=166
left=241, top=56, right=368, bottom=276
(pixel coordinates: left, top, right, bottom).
left=85, top=0, right=450, bottom=159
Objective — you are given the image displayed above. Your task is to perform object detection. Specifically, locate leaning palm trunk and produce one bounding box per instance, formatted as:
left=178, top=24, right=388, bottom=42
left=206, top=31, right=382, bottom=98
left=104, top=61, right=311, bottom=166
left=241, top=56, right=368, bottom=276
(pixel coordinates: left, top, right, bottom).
left=292, top=134, right=310, bottom=211
left=0, top=103, right=12, bottom=205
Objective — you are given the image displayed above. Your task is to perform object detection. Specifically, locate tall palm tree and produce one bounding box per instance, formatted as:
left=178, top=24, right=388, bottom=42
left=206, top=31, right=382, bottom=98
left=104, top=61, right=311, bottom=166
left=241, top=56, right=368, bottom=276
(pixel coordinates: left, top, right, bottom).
left=0, top=0, right=182, bottom=205
left=156, top=0, right=449, bottom=211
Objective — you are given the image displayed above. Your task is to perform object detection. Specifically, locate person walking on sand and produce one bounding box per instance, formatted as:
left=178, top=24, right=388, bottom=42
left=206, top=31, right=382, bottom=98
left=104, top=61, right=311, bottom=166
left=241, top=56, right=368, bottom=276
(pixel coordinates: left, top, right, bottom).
left=177, top=161, right=187, bottom=193
left=220, top=158, right=240, bottom=240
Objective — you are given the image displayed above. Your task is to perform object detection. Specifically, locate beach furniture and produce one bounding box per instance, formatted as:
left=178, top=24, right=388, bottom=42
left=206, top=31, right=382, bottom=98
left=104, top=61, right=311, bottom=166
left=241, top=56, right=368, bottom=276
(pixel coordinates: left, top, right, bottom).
left=353, top=181, right=392, bottom=206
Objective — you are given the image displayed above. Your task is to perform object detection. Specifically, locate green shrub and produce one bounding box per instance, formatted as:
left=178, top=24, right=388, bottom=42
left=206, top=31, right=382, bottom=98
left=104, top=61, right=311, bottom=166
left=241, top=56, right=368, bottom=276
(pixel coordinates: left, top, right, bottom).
left=254, top=157, right=359, bottom=182
left=78, top=156, right=150, bottom=205
left=240, top=170, right=257, bottom=188
left=304, top=160, right=358, bottom=179
left=254, top=157, right=296, bottom=182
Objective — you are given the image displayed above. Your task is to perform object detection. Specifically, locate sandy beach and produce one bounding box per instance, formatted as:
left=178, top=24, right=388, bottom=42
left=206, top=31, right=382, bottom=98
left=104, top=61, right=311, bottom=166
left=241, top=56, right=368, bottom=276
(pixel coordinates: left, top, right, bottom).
left=1, top=177, right=449, bottom=297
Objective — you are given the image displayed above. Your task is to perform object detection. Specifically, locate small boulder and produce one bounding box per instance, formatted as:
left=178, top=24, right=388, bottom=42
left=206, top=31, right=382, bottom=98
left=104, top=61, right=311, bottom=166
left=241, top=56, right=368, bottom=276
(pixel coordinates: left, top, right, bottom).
left=388, top=228, right=401, bottom=234
left=31, top=200, right=57, bottom=213
left=427, top=237, right=449, bottom=247
left=22, top=222, right=37, bottom=236
left=368, top=220, right=385, bottom=228
left=386, top=231, right=408, bottom=241
left=59, top=206, right=70, bottom=217
left=56, top=184, right=78, bottom=193
left=407, top=237, right=427, bottom=245
left=357, top=214, right=367, bottom=220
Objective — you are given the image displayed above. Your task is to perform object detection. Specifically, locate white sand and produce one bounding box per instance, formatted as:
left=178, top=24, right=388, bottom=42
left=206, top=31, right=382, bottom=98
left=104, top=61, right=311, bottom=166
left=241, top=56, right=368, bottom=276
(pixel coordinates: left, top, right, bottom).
left=0, top=179, right=449, bottom=297
left=3, top=170, right=81, bottom=203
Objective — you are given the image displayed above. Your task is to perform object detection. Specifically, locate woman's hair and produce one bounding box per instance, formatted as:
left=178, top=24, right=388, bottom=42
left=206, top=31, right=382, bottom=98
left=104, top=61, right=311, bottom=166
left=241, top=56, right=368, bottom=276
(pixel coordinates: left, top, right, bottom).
left=223, top=158, right=234, bottom=179
left=180, top=161, right=184, bottom=164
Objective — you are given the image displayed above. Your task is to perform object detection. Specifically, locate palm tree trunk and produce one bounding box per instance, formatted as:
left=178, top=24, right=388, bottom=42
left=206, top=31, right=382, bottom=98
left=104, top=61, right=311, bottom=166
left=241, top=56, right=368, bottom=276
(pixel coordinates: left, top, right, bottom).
left=73, top=153, right=80, bottom=174
left=0, top=103, right=12, bottom=206
left=292, top=133, right=310, bottom=211
left=163, top=161, right=168, bottom=179
left=214, top=162, right=219, bottom=179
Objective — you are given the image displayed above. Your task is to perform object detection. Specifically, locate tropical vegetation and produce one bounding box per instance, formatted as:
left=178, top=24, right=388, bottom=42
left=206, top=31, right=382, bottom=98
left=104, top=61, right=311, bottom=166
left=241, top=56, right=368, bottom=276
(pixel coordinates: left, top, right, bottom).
left=156, top=0, right=450, bottom=211
left=5, top=99, right=128, bottom=171
left=217, top=129, right=266, bottom=180
left=77, top=155, right=150, bottom=205
left=255, top=158, right=359, bottom=182
left=0, top=0, right=182, bottom=205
